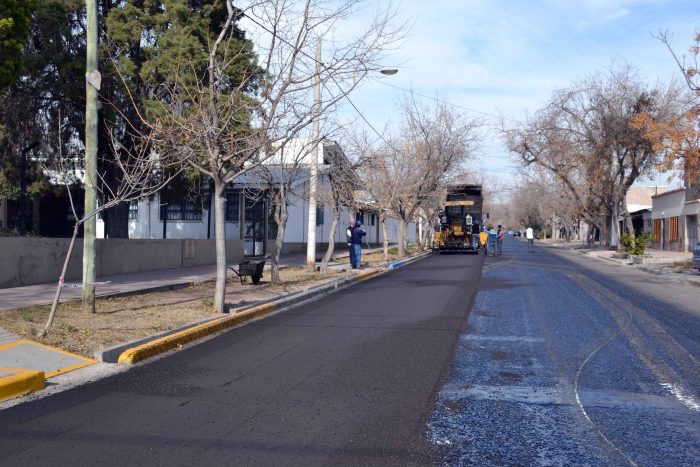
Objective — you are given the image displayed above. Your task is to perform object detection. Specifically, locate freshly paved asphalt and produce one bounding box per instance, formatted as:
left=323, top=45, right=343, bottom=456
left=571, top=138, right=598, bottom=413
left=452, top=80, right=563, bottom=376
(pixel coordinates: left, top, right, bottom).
left=429, top=239, right=700, bottom=466
left=0, top=253, right=483, bottom=466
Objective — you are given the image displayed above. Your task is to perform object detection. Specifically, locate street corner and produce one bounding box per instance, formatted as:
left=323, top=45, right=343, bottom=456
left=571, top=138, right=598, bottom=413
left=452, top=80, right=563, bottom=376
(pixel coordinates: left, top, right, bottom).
left=0, top=340, right=96, bottom=380
left=0, top=368, right=45, bottom=402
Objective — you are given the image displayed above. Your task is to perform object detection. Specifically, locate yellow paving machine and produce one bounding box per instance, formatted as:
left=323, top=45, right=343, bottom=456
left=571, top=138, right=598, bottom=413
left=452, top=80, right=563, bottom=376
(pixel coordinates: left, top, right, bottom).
left=433, top=185, right=483, bottom=254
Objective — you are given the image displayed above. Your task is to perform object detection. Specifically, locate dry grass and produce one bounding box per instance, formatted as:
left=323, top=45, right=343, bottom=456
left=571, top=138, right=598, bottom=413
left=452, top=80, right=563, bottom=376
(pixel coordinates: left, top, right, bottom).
left=0, top=266, right=346, bottom=358
left=0, top=251, right=420, bottom=358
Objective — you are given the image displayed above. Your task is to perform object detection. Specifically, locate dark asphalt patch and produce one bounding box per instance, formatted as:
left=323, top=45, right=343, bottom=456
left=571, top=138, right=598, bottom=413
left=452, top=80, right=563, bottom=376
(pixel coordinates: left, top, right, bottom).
left=0, top=253, right=484, bottom=466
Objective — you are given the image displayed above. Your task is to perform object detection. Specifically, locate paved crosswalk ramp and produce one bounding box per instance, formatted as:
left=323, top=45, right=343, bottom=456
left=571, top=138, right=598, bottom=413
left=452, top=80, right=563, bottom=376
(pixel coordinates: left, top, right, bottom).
left=0, top=340, right=95, bottom=378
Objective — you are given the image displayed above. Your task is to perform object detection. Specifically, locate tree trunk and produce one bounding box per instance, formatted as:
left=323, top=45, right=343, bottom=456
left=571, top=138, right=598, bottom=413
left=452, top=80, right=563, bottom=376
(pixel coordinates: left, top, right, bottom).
left=320, top=205, right=339, bottom=274
left=381, top=215, right=389, bottom=260
left=213, top=180, right=227, bottom=313
left=415, top=217, right=424, bottom=252
left=623, top=204, right=635, bottom=237
left=398, top=218, right=407, bottom=258
left=271, top=197, right=288, bottom=284
left=41, top=222, right=81, bottom=336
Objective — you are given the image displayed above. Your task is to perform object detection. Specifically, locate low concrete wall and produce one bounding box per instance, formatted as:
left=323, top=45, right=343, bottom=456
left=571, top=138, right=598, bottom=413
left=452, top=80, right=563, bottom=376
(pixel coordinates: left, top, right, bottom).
left=0, top=238, right=245, bottom=288
left=0, top=237, right=84, bottom=288
left=279, top=241, right=382, bottom=257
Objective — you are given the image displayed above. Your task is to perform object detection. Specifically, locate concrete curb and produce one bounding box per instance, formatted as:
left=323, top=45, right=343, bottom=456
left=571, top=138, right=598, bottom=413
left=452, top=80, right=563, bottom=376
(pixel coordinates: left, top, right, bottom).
left=580, top=251, right=700, bottom=287
left=116, top=252, right=430, bottom=365
left=95, top=315, right=225, bottom=363
left=118, top=303, right=278, bottom=364
left=0, top=368, right=45, bottom=402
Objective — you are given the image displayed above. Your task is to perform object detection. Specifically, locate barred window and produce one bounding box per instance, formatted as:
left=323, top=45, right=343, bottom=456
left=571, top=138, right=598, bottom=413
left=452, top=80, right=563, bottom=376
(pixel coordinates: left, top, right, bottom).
left=160, top=199, right=202, bottom=221
left=226, top=192, right=240, bottom=222
left=670, top=216, right=679, bottom=242
left=128, top=200, right=139, bottom=220
left=653, top=219, right=661, bottom=242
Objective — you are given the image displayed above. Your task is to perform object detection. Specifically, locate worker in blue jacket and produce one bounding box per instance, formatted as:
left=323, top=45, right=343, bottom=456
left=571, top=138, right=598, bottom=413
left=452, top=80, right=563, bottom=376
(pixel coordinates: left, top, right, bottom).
left=487, top=226, right=498, bottom=256
left=351, top=219, right=367, bottom=268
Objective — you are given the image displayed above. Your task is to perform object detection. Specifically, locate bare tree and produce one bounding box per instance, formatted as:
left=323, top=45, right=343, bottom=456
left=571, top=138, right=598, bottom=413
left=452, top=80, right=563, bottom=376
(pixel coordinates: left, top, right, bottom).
left=41, top=129, right=180, bottom=335
left=506, top=65, right=682, bottom=247
left=342, top=126, right=401, bottom=260
left=643, top=31, right=700, bottom=185
left=130, top=0, right=403, bottom=312
left=247, top=139, right=329, bottom=284
left=389, top=95, right=481, bottom=257
left=318, top=141, right=358, bottom=273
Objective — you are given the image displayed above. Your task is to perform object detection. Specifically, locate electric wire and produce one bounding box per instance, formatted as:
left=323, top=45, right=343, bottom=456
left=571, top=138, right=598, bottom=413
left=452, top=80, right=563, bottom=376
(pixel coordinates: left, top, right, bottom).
left=242, top=11, right=398, bottom=149
left=241, top=10, right=525, bottom=138
left=370, top=79, right=526, bottom=125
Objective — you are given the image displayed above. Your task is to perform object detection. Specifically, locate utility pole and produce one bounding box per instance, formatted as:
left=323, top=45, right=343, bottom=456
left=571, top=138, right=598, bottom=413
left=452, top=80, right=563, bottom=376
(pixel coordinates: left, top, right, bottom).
left=306, top=39, right=321, bottom=271
left=83, top=0, right=99, bottom=313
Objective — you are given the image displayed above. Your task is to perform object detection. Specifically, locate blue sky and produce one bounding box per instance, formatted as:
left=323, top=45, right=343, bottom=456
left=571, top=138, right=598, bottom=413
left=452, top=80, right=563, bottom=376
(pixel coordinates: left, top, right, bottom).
left=332, top=0, right=700, bottom=186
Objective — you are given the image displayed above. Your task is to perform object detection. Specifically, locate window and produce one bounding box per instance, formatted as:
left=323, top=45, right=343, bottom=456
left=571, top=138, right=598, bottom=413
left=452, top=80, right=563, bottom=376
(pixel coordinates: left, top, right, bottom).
left=225, top=192, right=240, bottom=222
left=316, top=206, right=324, bottom=226
left=653, top=219, right=661, bottom=242
left=670, top=216, right=679, bottom=242
left=370, top=213, right=376, bottom=226
left=160, top=197, right=202, bottom=221
left=128, top=200, right=139, bottom=220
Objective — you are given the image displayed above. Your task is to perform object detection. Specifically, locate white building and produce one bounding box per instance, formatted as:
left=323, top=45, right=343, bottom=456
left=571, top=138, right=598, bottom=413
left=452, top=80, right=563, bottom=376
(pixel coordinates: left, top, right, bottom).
left=98, top=140, right=416, bottom=256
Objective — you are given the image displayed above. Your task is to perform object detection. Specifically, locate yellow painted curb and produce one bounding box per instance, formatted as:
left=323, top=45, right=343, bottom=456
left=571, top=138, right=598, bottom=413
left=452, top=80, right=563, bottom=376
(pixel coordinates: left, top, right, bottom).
left=356, top=269, right=380, bottom=281
left=118, top=302, right=277, bottom=364
left=0, top=368, right=45, bottom=402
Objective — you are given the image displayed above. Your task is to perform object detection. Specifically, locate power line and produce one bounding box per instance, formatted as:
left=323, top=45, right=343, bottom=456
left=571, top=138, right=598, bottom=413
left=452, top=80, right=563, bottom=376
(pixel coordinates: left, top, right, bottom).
left=242, top=11, right=397, bottom=149
left=241, top=10, right=526, bottom=134
left=370, top=79, right=526, bottom=125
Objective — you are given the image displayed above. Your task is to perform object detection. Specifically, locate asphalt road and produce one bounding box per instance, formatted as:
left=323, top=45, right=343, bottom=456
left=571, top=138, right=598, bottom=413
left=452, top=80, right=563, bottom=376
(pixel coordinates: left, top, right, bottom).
left=429, top=238, right=700, bottom=466
left=0, top=253, right=483, bottom=466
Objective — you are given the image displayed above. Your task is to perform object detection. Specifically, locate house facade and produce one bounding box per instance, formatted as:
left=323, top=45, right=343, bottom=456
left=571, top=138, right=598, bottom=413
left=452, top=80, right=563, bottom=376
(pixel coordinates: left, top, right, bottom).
left=650, top=185, right=700, bottom=252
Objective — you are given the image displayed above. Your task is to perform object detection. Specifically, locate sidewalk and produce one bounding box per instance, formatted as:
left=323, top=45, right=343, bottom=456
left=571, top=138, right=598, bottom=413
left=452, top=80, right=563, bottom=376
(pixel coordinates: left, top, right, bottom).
left=0, top=249, right=367, bottom=312
left=543, top=241, right=700, bottom=285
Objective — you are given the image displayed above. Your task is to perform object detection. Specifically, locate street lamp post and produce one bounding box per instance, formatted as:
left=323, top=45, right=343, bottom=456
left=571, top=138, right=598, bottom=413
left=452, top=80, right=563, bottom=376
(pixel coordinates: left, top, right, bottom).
left=83, top=0, right=100, bottom=313
left=305, top=48, right=398, bottom=271
left=306, top=40, right=322, bottom=272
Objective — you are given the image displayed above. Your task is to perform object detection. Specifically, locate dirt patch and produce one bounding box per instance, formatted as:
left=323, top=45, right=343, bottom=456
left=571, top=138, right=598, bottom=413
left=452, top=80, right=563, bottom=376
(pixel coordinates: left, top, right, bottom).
left=0, top=266, right=346, bottom=358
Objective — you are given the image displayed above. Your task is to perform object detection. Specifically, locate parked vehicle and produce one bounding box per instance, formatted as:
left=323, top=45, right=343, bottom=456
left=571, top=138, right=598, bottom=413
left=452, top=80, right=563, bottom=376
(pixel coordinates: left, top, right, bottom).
left=693, top=242, right=700, bottom=272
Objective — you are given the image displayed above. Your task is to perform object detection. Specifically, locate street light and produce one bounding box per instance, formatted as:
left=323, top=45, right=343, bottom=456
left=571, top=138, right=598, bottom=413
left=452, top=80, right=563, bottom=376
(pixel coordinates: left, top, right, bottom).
left=306, top=50, right=399, bottom=271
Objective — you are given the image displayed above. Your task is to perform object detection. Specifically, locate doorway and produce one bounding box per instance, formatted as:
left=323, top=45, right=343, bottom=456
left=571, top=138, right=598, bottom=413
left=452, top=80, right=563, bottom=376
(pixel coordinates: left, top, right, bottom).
left=688, top=215, right=698, bottom=252
left=244, top=197, right=266, bottom=256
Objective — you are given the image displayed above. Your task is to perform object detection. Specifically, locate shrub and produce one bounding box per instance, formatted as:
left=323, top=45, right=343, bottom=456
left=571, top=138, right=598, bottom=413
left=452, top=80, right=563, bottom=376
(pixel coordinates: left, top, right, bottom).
left=620, top=233, right=635, bottom=254
left=633, top=232, right=651, bottom=256
left=621, top=232, right=650, bottom=256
